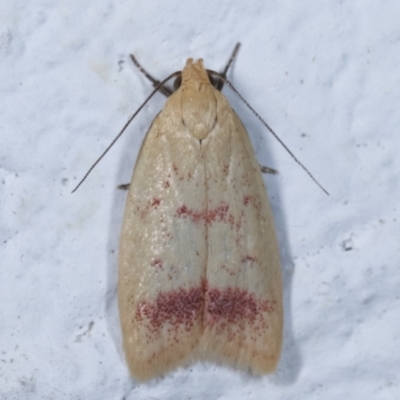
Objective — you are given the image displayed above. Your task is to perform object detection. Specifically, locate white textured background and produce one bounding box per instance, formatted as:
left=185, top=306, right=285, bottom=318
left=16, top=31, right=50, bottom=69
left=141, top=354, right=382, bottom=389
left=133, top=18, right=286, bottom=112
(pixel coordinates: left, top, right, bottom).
left=1, top=1, right=399, bottom=399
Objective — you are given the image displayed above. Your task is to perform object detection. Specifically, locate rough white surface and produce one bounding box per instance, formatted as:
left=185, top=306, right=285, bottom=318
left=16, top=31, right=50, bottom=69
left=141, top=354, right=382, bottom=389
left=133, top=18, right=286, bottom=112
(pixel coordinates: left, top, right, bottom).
left=1, top=1, right=399, bottom=399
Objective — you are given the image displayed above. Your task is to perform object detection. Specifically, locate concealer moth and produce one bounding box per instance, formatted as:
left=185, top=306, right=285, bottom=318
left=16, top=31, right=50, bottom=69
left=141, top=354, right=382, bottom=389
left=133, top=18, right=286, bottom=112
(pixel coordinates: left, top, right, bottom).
left=119, top=44, right=282, bottom=381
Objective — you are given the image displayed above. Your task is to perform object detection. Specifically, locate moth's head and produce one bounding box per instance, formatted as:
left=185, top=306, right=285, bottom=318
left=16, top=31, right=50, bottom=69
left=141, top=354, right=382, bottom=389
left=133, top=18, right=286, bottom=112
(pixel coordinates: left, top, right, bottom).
left=173, top=58, right=221, bottom=92
left=181, top=59, right=209, bottom=84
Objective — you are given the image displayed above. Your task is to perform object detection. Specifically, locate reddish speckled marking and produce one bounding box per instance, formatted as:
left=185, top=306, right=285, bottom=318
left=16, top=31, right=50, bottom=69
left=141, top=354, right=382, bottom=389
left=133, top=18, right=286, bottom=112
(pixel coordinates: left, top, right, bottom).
left=150, top=197, right=161, bottom=207
left=176, top=203, right=230, bottom=225
left=163, top=180, right=170, bottom=188
left=135, top=197, right=163, bottom=219
left=150, top=259, right=163, bottom=270
left=208, top=204, right=229, bottom=222
left=242, top=255, right=258, bottom=264
left=243, top=195, right=262, bottom=221
left=205, top=287, right=276, bottom=327
left=243, top=195, right=253, bottom=205
left=243, top=194, right=261, bottom=207
left=135, top=287, right=204, bottom=334
left=220, top=264, right=236, bottom=276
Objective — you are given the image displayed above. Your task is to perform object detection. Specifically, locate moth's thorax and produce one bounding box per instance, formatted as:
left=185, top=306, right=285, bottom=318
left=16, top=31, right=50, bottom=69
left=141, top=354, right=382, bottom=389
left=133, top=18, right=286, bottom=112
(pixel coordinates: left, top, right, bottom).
left=180, top=58, right=217, bottom=141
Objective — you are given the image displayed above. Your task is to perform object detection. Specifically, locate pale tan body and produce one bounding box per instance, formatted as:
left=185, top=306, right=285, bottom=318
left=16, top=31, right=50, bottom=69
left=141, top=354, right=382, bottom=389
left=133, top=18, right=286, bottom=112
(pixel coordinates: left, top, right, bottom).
left=118, top=59, right=282, bottom=381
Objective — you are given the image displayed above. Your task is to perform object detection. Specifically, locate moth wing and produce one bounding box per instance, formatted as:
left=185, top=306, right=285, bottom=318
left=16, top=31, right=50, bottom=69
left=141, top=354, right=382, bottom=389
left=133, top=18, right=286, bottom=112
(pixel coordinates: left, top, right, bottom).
left=118, top=93, right=207, bottom=381
left=199, top=92, right=283, bottom=374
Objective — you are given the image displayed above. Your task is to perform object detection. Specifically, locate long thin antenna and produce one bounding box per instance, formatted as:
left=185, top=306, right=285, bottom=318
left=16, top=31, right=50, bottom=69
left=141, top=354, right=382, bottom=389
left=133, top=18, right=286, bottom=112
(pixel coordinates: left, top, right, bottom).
left=215, top=42, right=241, bottom=91
left=130, top=54, right=173, bottom=97
left=221, top=43, right=241, bottom=78
left=71, top=70, right=181, bottom=193
left=207, top=70, right=329, bottom=196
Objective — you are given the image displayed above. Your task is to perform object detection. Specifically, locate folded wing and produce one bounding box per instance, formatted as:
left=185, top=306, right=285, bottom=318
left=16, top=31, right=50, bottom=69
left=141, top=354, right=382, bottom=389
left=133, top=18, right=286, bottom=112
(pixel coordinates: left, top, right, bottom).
left=199, top=92, right=283, bottom=374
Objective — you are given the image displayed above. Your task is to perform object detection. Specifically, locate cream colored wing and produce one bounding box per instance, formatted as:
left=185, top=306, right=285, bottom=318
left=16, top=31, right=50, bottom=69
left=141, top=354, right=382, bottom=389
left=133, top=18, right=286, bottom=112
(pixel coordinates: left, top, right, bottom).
left=118, top=93, right=207, bottom=381
left=199, top=91, right=283, bottom=374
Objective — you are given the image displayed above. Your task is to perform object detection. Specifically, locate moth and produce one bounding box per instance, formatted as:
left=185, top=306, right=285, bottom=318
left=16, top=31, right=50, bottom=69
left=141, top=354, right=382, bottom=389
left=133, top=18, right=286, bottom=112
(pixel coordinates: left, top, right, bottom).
left=118, top=45, right=282, bottom=381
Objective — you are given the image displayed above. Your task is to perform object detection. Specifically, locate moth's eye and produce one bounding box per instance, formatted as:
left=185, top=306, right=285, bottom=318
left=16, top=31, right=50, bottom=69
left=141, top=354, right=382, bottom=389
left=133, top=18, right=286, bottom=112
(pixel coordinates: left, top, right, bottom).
left=208, top=73, right=223, bottom=91
left=173, top=75, right=182, bottom=91
left=208, top=73, right=218, bottom=88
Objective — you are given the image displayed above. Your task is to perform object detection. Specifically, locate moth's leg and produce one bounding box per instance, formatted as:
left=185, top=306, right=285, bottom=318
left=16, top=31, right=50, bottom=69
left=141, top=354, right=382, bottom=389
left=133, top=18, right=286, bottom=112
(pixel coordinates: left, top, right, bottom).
left=118, top=183, right=130, bottom=190
left=215, top=42, right=241, bottom=91
left=260, top=165, right=278, bottom=175
left=130, top=54, right=173, bottom=97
